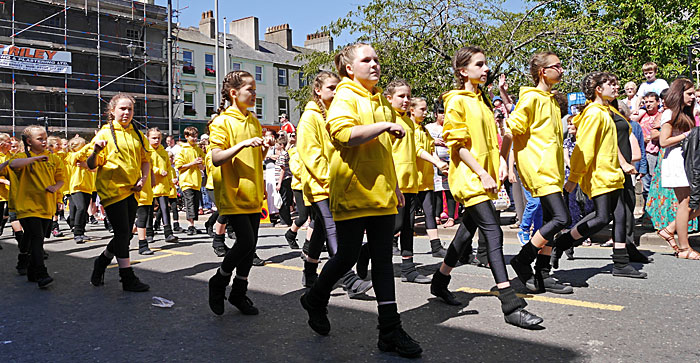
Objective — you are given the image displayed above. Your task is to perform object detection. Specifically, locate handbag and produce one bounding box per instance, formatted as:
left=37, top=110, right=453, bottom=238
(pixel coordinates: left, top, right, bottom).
left=273, top=190, right=283, bottom=209
left=493, top=186, right=511, bottom=211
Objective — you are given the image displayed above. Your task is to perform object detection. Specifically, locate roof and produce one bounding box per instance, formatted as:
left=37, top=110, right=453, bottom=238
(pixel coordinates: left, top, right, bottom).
left=176, top=27, right=314, bottom=68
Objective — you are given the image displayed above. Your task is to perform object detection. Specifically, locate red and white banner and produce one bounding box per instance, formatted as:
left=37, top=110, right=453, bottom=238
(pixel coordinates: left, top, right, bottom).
left=0, top=44, right=72, bottom=74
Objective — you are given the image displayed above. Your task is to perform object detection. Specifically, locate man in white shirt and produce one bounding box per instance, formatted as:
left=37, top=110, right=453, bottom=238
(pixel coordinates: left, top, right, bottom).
left=165, top=134, right=182, bottom=156
left=635, top=62, right=669, bottom=110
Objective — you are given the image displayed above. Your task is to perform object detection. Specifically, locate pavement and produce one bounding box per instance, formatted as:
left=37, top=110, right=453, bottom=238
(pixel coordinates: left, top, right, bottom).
left=1, top=214, right=700, bottom=362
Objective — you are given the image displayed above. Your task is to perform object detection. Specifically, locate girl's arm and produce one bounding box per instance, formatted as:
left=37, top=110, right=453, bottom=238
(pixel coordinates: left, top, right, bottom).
left=9, top=155, right=48, bottom=169
left=347, top=122, right=405, bottom=146
left=211, top=137, right=264, bottom=166
left=418, top=150, right=448, bottom=171
left=659, top=123, right=688, bottom=148
left=630, top=133, right=641, bottom=163
left=45, top=180, right=64, bottom=193
left=618, top=149, right=637, bottom=174
left=131, top=161, right=151, bottom=192
left=87, top=140, right=107, bottom=169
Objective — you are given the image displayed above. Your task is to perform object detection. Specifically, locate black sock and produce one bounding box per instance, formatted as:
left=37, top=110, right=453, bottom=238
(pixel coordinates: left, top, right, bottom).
left=14, top=230, right=24, bottom=244
left=303, top=261, right=318, bottom=274
left=377, top=303, right=401, bottom=333
left=212, top=233, right=225, bottom=248
left=498, top=286, right=526, bottom=315
left=517, top=242, right=540, bottom=265
left=612, top=248, right=629, bottom=269
left=534, top=253, right=551, bottom=274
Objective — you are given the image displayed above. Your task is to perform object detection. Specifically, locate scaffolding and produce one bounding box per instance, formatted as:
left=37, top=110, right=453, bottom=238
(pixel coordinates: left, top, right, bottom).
left=0, top=0, right=175, bottom=136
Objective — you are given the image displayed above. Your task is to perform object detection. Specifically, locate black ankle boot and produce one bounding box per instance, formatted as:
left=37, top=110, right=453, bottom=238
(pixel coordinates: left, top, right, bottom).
left=300, top=291, right=330, bottom=335
left=285, top=229, right=300, bottom=249
left=16, top=253, right=29, bottom=275
left=228, top=278, right=259, bottom=315
left=551, top=232, right=576, bottom=269
left=14, top=230, right=24, bottom=245
left=526, top=255, right=573, bottom=294
left=91, top=254, right=112, bottom=286
left=377, top=304, right=422, bottom=358
left=392, top=236, right=400, bottom=256
left=627, top=242, right=653, bottom=263
left=208, top=270, right=231, bottom=315
left=612, top=248, right=647, bottom=278
left=430, top=239, right=447, bottom=258
left=430, top=270, right=460, bottom=305
left=119, top=267, right=150, bottom=292
left=163, top=225, right=178, bottom=243
left=302, top=261, right=318, bottom=288
left=498, top=287, right=543, bottom=329
left=138, top=240, right=153, bottom=255
left=510, top=242, right=539, bottom=283
left=146, top=228, right=154, bottom=243
left=212, top=234, right=227, bottom=257
left=400, top=257, right=431, bottom=284
left=35, top=265, right=54, bottom=288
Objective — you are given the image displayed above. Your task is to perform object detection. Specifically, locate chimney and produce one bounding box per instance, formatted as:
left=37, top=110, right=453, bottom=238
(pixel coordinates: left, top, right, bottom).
left=264, top=24, right=293, bottom=51
left=304, top=31, right=334, bottom=53
left=198, top=10, right=215, bottom=39
left=229, top=16, right=259, bottom=50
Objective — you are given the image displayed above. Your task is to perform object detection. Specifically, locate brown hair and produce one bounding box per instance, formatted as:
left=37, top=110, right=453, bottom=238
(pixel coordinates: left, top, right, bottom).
left=216, top=70, right=255, bottom=116
left=529, top=51, right=558, bottom=84
left=184, top=126, right=198, bottom=138
left=311, top=71, right=340, bottom=120
left=105, top=93, right=144, bottom=153
left=452, top=46, right=484, bottom=90
left=642, top=62, right=658, bottom=73
left=383, top=79, right=411, bottom=98
left=665, top=78, right=695, bottom=133
left=334, top=43, right=371, bottom=79
left=147, top=127, right=162, bottom=137
left=580, top=71, right=611, bottom=101
left=552, top=90, right=568, bottom=118
left=410, top=97, right=427, bottom=109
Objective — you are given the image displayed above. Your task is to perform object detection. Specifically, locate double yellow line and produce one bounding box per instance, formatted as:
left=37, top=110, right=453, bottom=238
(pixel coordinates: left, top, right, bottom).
left=107, top=248, right=192, bottom=269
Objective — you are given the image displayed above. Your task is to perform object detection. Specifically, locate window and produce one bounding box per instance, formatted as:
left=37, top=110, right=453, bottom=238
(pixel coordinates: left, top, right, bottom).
left=298, top=71, right=307, bottom=88
left=205, top=54, right=215, bottom=77
left=277, top=68, right=288, bottom=86
left=255, top=65, right=263, bottom=82
left=206, top=93, right=215, bottom=117
left=184, top=91, right=196, bottom=116
left=255, top=98, right=264, bottom=120
left=126, top=29, right=140, bottom=41
left=183, top=50, right=194, bottom=74
left=278, top=97, right=289, bottom=118
left=45, top=15, right=62, bottom=28
left=231, top=62, right=241, bottom=71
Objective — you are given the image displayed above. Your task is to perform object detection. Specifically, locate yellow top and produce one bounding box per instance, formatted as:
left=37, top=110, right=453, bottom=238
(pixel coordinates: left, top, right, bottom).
left=326, top=77, right=398, bottom=221
left=0, top=152, right=10, bottom=201
left=569, top=102, right=624, bottom=198
left=151, top=144, right=173, bottom=197
left=10, top=150, right=65, bottom=219
left=442, top=89, right=501, bottom=207
left=414, top=124, right=435, bottom=191
left=81, top=121, right=149, bottom=208
left=391, top=110, right=420, bottom=194
left=507, top=87, right=565, bottom=197
left=65, top=147, right=96, bottom=194
left=297, top=101, right=333, bottom=204
left=204, top=147, right=221, bottom=191
left=56, top=150, right=70, bottom=198
left=135, top=142, right=154, bottom=206
left=208, top=106, right=264, bottom=215
left=168, top=166, right=178, bottom=199
left=287, top=146, right=304, bottom=191
left=174, top=142, right=205, bottom=191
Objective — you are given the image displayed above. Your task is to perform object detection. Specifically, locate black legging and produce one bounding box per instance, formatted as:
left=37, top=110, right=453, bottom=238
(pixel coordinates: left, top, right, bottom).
left=444, top=200, right=509, bottom=284
left=104, top=195, right=138, bottom=259
left=292, top=189, right=309, bottom=228
left=623, top=175, right=635, bottom=245
left=307, top=215, right=396, bottom=307
left=19, top=217, right=51, bottom=270
left=573, top=189, right=625, bottom=243
left=537, top=192, right=571, bottom=243
left=155, top=196, right=172, bottom=227
left=70, top=192, right=91, bottom=236
left=308, top=199, right=338, bottom=260
left=169, top=197, right=179, bottom=224
left=395, top=193, right=417, bottom=256
left=204, top=189, right=228, bottom=227
left=220, top=213, right=260, bottom=278
left=135, top=204, right=154, bottom=231
left=416, top=190, right=436, bottom=230
left=278, top=178, right=293, bottom=226
left=434, top=190, right=456, bottom=219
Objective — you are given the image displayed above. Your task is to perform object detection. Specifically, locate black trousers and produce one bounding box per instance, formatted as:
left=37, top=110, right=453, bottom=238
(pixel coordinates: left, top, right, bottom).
left=292, top=189, right=309, bottom=228
left=70, top=192, right=91, bottom=236
left=220, top=213, right=260, bottom=278
left=575, top=189, right=626, bottom=243
left=416, top=190, right=437, bottom=230
left=135, top=204, right=154, bottom=231
left=104, top=195, right=138, bottom=259
left=19, top=217, right=51, bottom=269
left=395, top=193, right=416, bottom=256
left=538, top=192, right=571, bottom=243
left=308, top=199, right=338, bottom=260
left=169, top=197, right=179, bottom=224
left=307, top=214, right=396, bottom=306
left=444, top=200, right=509, bottom=284
left=182, top=188, right=200, bottom=221
left=278, top=178, right=293, bottom=226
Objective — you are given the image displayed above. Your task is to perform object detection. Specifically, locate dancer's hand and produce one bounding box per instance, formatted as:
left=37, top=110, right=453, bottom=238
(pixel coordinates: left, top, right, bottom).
left=564, top=180, right=577, bottom=193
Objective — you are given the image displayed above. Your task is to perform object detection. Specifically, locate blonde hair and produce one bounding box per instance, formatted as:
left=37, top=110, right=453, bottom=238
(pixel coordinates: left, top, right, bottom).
left=67, top=135, right=86, bottom=153
left=334, top=43, right=371, bottom=79
left=22, top=125, right=46, bottom=169
left=0, top=133, right=10, bottom=144
left=310, top=71, right=340, bottom=120
left=642, top=62, right=658, bottom=73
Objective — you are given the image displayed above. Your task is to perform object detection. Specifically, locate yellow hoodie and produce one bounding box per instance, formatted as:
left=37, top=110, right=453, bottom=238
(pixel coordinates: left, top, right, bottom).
left=135, top=142, right=154, bottom=206
left=175, top=142, right=205, bottom=191
left=204, top=147, right=220, bottom=191
left=392, top=110, right=419, bottom=194
left=81, top=121, right=149, bottom=208
left=10, top=150, right=65, bottom=219
left=65, top=147, right=96, bottom=194
left=287, top=146, right=304, bottom=191
left=414, top=123, right=435, bottom=191
left=569, top=102, right=624, bottom=198
left=297, top=101, right=332, bottom=203
left=442, top=89, right=501, bottom=207
left=507, top=87, right=565, bottom=197
left=208, top=106, right=264, bottom=215
left=0, top=152, right=11, bottom=201
left=151, top=144, right=173, bottom=197
left=326, top=77, right=398, bottom=221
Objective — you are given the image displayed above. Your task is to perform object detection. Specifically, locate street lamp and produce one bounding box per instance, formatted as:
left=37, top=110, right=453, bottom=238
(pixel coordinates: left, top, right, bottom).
left=127, top=41, right=137, bottom=61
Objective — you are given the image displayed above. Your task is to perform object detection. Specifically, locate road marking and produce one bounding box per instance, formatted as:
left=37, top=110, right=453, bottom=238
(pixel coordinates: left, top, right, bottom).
left=265, top=263, right=303, bottom=271
left=107, top=250, right=190, bottom=269
left=456, top=287, right=625, bottom=311
left=150, top=248, right=192, bottom=256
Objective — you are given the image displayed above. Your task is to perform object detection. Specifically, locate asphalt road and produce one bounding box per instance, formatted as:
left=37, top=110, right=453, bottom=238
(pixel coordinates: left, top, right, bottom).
left=1, top=219, right=699, bottom=362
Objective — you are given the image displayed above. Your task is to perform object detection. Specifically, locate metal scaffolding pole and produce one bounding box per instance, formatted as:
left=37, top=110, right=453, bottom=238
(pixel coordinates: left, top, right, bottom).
left=167, top=0, right=173, bottom=135
left=223, top=16, right=227, bottom=83
left=97, top=0, right=102, bottom=127
left=143, top=1, right=148, bottom=128
left=64, top=0, right=68, bottom=137
left=214, top=0, right=220, bottom=106
left=11, top=0, right=15, bottom=135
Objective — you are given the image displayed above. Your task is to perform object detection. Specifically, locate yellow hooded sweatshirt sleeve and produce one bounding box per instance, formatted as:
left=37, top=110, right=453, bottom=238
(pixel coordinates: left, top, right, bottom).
left=208, top=106, right=264, bottom=215
left=65, top=148, right=96, bottom=194
left=287, top=146, right=304, bottom=191
left=135, top=142, right=154, bottom=206
left=204, top=146, right=221, bottom=191
left=326, top=77, right=398, bottom=221
left=392, top=111, right=419, bottom=194
left=506, top=87, right=565, bottom=197
left=442, top=89, right=500, bottom=207
left=11, top=150, right=65, bottom=219
left=297, top=101, right=332, bottom=204
left=569, top=102, right=624, bottom=198
left=152, top=144, right=173, bottom=197
left=414, top=124, right=435, bottom=191
left=0, top=152, right=10, bottom=201
left=83, top=121, right=149, bottom=208
left=175, top=143, right=204, bottom=191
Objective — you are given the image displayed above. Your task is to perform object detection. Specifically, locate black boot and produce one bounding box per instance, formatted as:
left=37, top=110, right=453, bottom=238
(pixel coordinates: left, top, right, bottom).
left=205, top=220, right=214, bottom=237
left=208, top=269, right=231, bottom=315
left=510, top=242, right=539, bottom=283
left=285, top=229, right=300, bottom=249
left=227, top=278, right=259, bottom=315
left=498, top=287, right=543, bottom=329
left=551, top=232, right=576, bottom=269
left=119, top=267, right=150, bottom=292
left=173, top=222, right=183, bottom=233
left=430, top=238, right=447, bottom=258
left=138, top=239, right=153, bottom=255
left=104, top=218, right=113, bottom=233
left=430, top=270, right=460, bottom=305
left=300, top=291, right=330, bottom=335
left=35, top=265, right=54, bottom=288
left=91, top=253, right=112, bottom=286
left=146, top=228, right=155, bottom=243
left=627, top=242, right=653, bottom=263
left=525, top=254, right=573, bottom=294
left=392, top=236, right=400, bottom=256
left=612, top=248, right=647, bottom=278
left=212, top=234, right=227, bottom=257
left=400, top=257, right=431, bottom=284
left=377, top=304, right=422, bottom=358
left=302, top=261, right=318, bottom=288
left=163, top=225, right=179, bottom=243
left=16, top=253, right=29, bottom=275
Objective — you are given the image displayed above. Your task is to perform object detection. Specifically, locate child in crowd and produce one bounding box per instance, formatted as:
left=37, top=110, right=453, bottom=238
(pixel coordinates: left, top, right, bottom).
left=175, top=126, right=205, bottom=235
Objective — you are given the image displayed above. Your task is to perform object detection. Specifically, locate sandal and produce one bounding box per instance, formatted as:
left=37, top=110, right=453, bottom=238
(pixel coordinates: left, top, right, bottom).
left=677, top=247, right=700, bottom=260
left=657, top=227, right=680, bottom=255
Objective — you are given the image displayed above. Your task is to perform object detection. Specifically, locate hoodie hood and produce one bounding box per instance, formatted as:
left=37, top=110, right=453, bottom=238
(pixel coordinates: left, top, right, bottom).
left=518, top=86, right=554, bottom=99
left=443, top=89, right=480, bottom=106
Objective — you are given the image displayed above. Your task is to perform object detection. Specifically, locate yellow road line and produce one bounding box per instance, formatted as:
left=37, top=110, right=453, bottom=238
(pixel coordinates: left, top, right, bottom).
left=265, top=263, right=303, bottom=271
left=107, top=253, right=179, bottom=269
left=456, top=287, right=624, bottom=311
left=150, top=248, right=192, bottom=256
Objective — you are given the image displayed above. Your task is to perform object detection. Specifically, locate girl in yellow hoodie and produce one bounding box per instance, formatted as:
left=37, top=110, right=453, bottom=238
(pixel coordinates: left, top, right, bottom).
left=10, top=125, right=65, bottom=288
left=65, top=136, right=96, bottom=244
left=298, top=43, right=422, bottom=358
left=134, top=131, right=156, bottom=256
left=553, top=72, right=646, bottom=279
left=430, top=46, right=543, bottom=329
left=0, top=133, right=25, bottom=259
left=506, top=51, right=573, bottom=294
left=207, top=70, right=270, bottom=316
left=47, top=135, right=66, bottom=238
left=147, top=127, right=179, bottom=244
left=86, top=93, right=151, bottom=292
